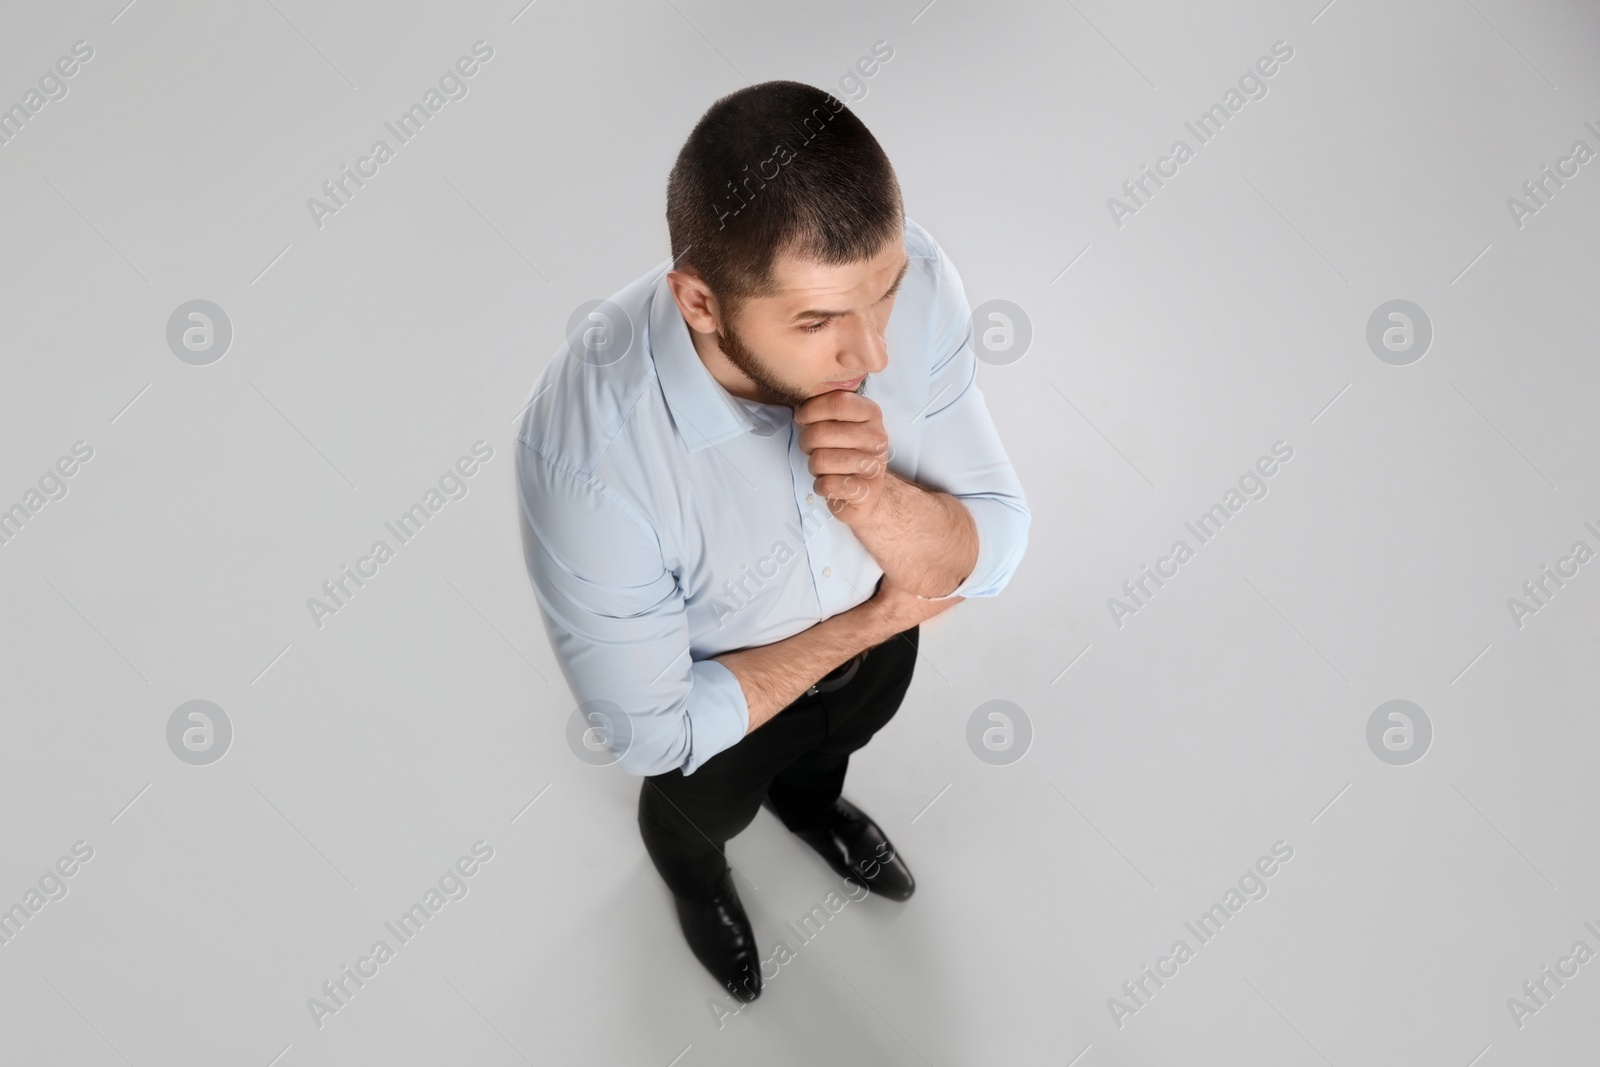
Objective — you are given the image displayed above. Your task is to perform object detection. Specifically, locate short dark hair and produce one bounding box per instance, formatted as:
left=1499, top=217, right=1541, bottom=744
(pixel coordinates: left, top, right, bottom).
left=665, top=80, right=903, bottom=323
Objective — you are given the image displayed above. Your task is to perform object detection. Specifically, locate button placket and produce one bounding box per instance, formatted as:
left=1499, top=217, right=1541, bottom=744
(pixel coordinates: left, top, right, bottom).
left=787, top=418, right=842, bottom=615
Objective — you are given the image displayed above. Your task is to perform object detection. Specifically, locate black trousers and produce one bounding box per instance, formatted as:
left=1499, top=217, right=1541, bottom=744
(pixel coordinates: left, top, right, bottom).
left=638, top=625, right=921, bottom=900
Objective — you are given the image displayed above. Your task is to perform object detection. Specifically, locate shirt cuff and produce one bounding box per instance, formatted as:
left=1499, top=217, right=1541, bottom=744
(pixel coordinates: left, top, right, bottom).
left=680, top=658, right=750, bottom=775
left=928, top=495, right=1030, bottom=600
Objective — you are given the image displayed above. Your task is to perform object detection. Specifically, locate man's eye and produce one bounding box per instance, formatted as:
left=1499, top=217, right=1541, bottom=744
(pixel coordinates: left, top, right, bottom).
left=801, top=321, right=827, bottom=333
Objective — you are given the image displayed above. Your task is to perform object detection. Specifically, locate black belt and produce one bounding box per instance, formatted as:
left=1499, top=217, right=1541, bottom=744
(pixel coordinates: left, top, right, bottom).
left=806, top=649, right=867, bottom=696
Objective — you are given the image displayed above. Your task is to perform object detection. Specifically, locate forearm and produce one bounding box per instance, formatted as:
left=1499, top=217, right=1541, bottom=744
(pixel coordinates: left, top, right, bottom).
left=853, top=473, right=978, bottom=598
left=715, top=597, right=903, bottom=735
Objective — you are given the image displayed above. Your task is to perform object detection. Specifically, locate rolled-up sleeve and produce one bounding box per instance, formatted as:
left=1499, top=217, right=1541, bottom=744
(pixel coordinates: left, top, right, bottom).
left=910, top=234, right=1031, bottom=600
left=515, top=440, right=749, bottom=776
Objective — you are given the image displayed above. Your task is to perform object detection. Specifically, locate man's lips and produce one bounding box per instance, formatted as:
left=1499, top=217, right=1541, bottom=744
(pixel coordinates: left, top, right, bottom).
left=823, top=374, right=866, bottom=389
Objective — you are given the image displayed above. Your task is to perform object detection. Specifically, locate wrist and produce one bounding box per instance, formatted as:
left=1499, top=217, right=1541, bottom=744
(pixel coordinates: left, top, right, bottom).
left=850, top=474, right=902, bottom=539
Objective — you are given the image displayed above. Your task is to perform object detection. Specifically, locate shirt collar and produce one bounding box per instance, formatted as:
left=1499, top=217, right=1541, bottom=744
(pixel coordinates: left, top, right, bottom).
left=648, top=263, right=762, bottom=452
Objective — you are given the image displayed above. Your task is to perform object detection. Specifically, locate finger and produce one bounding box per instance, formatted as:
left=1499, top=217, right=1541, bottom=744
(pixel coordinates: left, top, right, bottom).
left=813, top=473, right=873, bottom=504
left=798, top=420, right=888, bottom=455
left=806, top=447, right=884, bottom=478
left=793, top=391, right=879, bottom=426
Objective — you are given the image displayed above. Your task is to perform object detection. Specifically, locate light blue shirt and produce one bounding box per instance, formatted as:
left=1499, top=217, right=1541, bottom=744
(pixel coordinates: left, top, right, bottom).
left=515, top=217, right=1029, bottom=777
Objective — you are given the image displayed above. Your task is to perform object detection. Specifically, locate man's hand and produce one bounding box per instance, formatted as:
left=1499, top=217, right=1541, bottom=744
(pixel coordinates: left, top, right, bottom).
left=862, top=575, right=964, bottom=636
left=796, top=387, right=979, bottom=600
left=719, top=574, right=964, bottom=737
left=794, top=389, right=889, bottom=529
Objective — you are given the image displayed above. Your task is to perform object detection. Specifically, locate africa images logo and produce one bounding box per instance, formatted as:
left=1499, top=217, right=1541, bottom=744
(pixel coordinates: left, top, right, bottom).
left=306, top=41, right=495, bottom=229
left=1106, top=40, right=1295, bottom=229
left=305, top=841, right=494, bottom=1029
left=1107, top=841, right=1295, bottom=1028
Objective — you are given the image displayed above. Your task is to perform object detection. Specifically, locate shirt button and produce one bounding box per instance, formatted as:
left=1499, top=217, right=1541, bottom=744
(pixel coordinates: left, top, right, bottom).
left=806, top=494, right=815, bottom=505
left=822, top=566, right=832, bottom=577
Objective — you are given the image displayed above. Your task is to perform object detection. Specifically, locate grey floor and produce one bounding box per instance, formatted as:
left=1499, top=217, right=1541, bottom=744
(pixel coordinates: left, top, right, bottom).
left=2, top=1, right=1598, bottom=1064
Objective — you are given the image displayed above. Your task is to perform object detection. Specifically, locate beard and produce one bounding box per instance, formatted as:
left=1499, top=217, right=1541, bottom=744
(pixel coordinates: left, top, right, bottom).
left=714, top=316, right=812, bottom=408
left=715, top=314, right=867, bottom=409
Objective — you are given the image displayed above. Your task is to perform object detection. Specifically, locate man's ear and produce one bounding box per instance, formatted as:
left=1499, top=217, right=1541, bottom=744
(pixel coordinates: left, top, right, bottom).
left=667, top=269, right=720, bottom=333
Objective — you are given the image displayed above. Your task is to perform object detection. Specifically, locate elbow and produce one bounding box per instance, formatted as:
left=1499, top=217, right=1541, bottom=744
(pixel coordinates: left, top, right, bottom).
left=1007, top=486, right=1032, bottom=534
left=998, top=529, right=1029, bottom=593
left=960, top=493, right=1030, bottom=597
left=611, top=730, right=685, bottom=778
left=573, top=659, right=748, bottom=779
left=571, top=703, right=686, bottom=778
left=994, top=495, right=1031, bottom=590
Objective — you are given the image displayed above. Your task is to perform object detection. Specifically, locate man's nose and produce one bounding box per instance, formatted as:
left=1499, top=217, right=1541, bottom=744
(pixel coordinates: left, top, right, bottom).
left=839, top=313, right=889, bottom=375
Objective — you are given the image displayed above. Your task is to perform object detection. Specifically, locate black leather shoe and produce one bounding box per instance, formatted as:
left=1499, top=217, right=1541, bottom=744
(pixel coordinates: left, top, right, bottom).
left=781, top=797, right=916, bottom=902
left=672, top=869, right=762, bottom=1002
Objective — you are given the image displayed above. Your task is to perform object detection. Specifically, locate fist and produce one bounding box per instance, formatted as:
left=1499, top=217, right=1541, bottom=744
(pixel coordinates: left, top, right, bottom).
left=794, top=389, right=889, bottom=527
left=868, top=575, right=964, bottom=635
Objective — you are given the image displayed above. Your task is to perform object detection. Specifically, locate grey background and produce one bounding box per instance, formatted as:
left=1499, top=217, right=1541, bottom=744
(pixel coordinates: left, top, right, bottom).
left=2, top=0, right=1598, bottom=1064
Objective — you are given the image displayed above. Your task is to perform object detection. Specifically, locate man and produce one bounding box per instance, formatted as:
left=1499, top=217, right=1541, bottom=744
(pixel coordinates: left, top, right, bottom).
left=515, top=80, right=1029, bottom=1002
